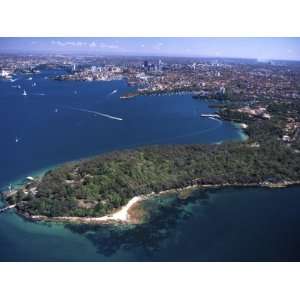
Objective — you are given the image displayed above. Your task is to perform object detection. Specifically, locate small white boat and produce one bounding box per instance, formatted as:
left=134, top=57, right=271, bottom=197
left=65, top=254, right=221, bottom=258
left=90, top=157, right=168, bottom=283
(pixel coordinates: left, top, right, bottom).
left=15, top=137, right=19, bottom=143
left=111, top=89, right=118, bottom=95
left=55, top=108, right=58, bottom=113
left=28, top=77, right=33, bottom=81
left=18, top=85, right=21, bottom=89
left=22, top=90, right=27, bottom=96
left=32, top=82, right=37, bottom=87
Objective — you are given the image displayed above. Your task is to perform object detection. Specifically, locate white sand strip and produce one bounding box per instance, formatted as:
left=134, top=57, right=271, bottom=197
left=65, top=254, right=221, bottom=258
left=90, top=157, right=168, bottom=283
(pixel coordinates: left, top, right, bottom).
left=30, top=195, right=147, bottom=223
left=95, top=196, right=144, bottom=222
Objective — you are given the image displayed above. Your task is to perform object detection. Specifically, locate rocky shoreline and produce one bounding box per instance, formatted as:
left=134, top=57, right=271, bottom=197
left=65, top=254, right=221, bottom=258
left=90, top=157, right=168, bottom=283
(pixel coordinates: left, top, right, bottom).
left=13, top=180, right=300, bottom=225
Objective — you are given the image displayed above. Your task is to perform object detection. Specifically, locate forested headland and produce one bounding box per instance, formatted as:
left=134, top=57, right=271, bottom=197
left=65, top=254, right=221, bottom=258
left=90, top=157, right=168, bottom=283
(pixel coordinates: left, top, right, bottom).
left=5, top=101, right=300, bottom=218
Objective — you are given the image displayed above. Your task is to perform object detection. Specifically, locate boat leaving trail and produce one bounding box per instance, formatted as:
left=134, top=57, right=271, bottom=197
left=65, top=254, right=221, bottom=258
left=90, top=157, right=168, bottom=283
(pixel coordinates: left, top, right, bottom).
left=108, top=89, right=118, bottom=96
left=201, top=113, right=222, bottom=124
left=64, top=106, right=123, bottom=121
left=208, top=116, right=222, bottom=124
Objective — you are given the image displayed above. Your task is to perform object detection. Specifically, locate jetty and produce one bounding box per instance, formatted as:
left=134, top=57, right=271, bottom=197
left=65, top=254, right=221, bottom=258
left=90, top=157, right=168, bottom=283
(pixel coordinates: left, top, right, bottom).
left=200, top=113, right=220, bottom=118
left=0, top=204, right=16, bottom=214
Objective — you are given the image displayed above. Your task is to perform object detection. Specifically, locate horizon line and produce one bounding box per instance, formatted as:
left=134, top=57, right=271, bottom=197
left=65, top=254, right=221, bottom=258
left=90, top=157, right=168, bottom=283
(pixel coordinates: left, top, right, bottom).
left=0, top=51, right=299, bottom=63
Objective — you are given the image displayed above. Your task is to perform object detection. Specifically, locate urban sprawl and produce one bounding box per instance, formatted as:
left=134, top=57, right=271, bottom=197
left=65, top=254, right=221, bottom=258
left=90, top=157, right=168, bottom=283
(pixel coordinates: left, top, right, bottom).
left=1, top=54, right=300, bottom=145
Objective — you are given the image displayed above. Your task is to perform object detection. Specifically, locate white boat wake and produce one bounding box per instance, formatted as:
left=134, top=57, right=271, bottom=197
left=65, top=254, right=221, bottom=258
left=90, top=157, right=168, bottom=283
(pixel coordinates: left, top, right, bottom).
left=208, top=116, right=223, bottom=124
left=64, top=106, right=123, bottom=121
left=108, top=89, right=118, bottom=96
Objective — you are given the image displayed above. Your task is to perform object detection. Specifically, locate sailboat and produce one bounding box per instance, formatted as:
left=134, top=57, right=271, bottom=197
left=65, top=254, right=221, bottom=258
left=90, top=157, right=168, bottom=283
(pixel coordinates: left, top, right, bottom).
left=22, top=89, right=27, bottom=96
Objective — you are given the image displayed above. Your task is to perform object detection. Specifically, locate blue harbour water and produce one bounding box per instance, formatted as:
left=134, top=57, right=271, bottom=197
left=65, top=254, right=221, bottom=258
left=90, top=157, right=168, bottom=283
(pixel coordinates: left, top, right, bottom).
left=0, top=70, right=300, bottom=261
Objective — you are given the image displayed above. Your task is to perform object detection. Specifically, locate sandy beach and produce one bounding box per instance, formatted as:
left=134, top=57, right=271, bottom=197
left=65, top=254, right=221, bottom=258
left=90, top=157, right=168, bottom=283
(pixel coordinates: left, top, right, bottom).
left=31, top=195, right=150, bottom=224
left=93, top=195, right=146, bottom=222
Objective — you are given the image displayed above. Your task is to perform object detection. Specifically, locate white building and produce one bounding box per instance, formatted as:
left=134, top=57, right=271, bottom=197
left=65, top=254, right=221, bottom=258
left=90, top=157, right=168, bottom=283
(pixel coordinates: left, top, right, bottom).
left=1, top=70, right=10, bottom=77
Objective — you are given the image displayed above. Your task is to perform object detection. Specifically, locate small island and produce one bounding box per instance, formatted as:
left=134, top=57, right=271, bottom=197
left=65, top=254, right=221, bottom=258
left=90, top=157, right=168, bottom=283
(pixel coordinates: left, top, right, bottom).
left=3, top=99, right=300, bottom=224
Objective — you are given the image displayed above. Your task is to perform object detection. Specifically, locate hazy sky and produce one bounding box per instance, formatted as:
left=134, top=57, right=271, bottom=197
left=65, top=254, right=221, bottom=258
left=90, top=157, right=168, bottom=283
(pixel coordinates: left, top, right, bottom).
left=0, top=37, right=299, bottom=60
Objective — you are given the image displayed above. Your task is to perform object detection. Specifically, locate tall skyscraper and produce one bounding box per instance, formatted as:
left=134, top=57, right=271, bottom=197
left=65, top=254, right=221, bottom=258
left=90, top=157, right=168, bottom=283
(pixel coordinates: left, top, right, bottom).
left=143, top=60, right=149, bottom=69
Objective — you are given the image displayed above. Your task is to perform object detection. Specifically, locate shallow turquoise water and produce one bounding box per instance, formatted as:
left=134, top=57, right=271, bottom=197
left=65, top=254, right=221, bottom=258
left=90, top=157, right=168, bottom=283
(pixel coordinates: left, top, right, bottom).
left=2, top=186, right=300, bottom=261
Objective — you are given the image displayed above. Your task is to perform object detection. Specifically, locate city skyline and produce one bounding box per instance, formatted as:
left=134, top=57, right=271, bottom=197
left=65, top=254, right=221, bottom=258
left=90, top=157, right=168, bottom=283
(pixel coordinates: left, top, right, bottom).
left=0, top=37, right=300, bottom=61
